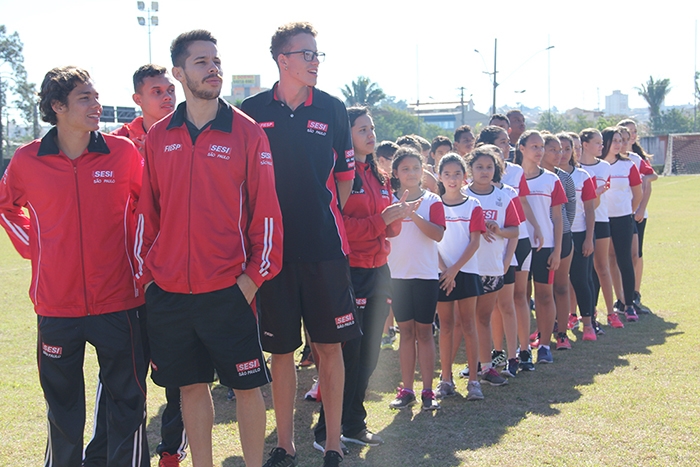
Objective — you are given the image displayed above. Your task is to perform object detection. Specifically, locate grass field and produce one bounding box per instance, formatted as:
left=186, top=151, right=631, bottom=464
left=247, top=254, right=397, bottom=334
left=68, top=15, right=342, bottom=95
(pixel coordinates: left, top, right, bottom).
left=1, top=175, right=699, bottom=466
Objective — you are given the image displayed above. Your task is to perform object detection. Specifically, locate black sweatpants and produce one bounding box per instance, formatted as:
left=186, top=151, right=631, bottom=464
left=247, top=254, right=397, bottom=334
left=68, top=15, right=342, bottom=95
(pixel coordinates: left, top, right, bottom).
left=314, top=264, right=391, bottom=441
left=38, top=309, right=148, bottom=467
left=609, top=215, right=636, bottom=306
left=570, top=231, right=596, bottom=317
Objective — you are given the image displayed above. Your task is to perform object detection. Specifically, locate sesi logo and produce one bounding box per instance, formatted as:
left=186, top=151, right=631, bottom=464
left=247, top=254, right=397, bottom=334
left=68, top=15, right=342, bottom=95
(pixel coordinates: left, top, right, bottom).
left=335, top=313, right=355, bottom=329
left=93, top=170, right=115, bottom=184
left=260, top=152, right=273, bottom=166
left=483, top=209, right=498, bottom=221
left=42, top=343, right=63, bottom=359
left=236, top=359, right=262, bottom=376
left=307, top=120, right=328, bottom=132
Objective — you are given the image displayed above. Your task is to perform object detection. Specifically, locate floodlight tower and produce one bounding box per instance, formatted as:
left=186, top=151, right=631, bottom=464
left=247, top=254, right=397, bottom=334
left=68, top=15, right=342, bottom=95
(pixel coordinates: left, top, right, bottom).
left=137, top=1, right=159, bottom=63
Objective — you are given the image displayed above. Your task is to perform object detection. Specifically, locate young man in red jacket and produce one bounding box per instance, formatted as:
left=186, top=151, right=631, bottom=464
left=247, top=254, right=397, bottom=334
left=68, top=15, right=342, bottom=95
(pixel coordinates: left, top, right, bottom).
left=135, top=30, right=283, bottom=467
left=86, top=64, right=186, bottom=467
left=0, top=66, right=148, bottom=467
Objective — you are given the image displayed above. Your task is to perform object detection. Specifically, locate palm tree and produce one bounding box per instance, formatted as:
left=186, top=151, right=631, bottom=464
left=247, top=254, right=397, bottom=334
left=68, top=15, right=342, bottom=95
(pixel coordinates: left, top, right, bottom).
left=637, top=76, right=671, bottom=119
left=341, top=77, right=386, bottom=108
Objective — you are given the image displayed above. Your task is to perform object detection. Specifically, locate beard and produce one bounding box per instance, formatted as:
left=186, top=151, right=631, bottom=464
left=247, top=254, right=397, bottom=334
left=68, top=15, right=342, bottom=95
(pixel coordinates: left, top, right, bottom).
left=185, top=72, right=221, bottom=100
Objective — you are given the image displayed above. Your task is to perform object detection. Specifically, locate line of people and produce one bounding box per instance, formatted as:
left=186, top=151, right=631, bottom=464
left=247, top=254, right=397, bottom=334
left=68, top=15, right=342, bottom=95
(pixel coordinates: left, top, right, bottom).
left=0, top=20, right=657, bottom=467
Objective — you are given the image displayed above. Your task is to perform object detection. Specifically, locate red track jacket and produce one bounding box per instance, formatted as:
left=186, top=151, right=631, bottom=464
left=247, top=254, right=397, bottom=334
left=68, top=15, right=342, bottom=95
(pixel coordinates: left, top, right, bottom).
left=134, top=99, right=283, bottom=294
left=343, top=160, right=401, bottom=269
left=0, top=128, right=144, bottom=317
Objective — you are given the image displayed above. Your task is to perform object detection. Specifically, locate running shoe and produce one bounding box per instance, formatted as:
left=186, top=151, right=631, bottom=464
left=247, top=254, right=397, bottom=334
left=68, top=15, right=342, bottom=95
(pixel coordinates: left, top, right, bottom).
left=435, top=380, right=456, bottom=399
left=634, top=292, right=652, bottom=314
left=226, top=388, right=236, bottom=401
left=625, top=306, right=639, bottom=322
left=481, top=367, right=508, bottom=386
left=380, top=334, right=393, bottom=350
left=389, top=388, right=416, bottom=409
left=458, top=362, right=481, bottom=378
left=555, top=333, right=572, bottom=350
left=582, top=325, right=597, bottom=341
left=466, top=381, right=484, bottom=401
left=567, top=313, right=580, bottom=330
left=537, top=346, right=553, bottom=364
left=341, top=429, right=384, bottom=446
left=262, top=447, right=297, bottom=467
left=529, top=330, right=540, bottom=342
left=322, top=451, right=343, bottom=467
left=298, top=345, right=314, bottom=368
left=421, top=389, right=440, bottom=411
left=607, top=313, right=625, bottom=329
left=159, top=453, right=181, bottom=467
left=304, top=378, right=320, bottom=402
left=592, top=319, right=605, bottom=335
left=501, top=358, right=518, bottom=377
left=613, top=299, right=625, bottom=314
left=313, top=439, right=349, bottom=455
left=491, top=349, right=507, bottom=368
left=518, top=349, right=535, bottom=371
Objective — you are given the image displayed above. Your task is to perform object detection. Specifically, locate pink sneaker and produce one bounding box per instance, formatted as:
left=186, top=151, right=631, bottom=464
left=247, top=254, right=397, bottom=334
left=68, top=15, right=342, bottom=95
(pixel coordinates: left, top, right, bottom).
left=555, top=334, right=572, bottom=350
left=607, top=313, right=625, bottom=329
left=582, top=325, right=597, bottom=341
left=567, top=313, right=579, bottom=330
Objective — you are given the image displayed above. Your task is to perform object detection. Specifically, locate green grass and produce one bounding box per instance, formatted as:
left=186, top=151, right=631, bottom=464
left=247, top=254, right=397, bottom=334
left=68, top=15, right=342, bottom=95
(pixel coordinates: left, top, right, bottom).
left=1, top=176, right=699, bottom=466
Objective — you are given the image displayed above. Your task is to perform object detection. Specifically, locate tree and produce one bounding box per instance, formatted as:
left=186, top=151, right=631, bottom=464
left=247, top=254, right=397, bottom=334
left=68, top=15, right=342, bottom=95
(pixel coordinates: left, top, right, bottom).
left=341, top=76, right=386, bottom=108
left=652, top=108, right=694, bottom=135
left=637, top=76, right=671, bottom=133
left=372, top=106, right=445, bottom=142
left=1, top=25, right=38, bottom=160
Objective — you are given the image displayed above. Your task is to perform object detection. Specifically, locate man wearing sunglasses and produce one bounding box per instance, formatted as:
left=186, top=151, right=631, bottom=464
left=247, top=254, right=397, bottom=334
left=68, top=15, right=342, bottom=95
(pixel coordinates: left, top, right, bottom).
left=241, top=22, right=360, bottom=467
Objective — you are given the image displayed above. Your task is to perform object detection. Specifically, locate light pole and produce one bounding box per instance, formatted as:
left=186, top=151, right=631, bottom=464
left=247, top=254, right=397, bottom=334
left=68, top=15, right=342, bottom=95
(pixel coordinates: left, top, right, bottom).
left=137, top=1, right=159, bottom=63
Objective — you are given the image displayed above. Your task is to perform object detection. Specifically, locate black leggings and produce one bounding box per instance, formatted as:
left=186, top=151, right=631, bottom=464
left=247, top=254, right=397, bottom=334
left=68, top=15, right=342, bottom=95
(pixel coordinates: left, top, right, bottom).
left=570, top=231, right=595, bottom=317
left=609, top=215, right=636, bottom=306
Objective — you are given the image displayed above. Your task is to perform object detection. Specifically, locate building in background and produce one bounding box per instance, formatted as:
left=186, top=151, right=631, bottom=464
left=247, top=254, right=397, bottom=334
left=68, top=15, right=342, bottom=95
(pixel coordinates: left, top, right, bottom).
left=223, top=75, right=265, bottom=105
left=605, top=90, right=629, bottom=115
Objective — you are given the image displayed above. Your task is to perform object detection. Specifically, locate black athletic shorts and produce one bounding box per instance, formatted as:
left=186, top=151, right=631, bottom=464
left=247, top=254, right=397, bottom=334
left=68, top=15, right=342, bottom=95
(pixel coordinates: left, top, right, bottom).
left=504, top=265, right=516, bottom=285
left=514, top=237, right=533, bottom=272
left=594, top=221, right=611, bottom=240
left=481, top=275, right=505, bottom=294
left=392, top=278, right=439, bottom=324
left=530, top=247, right=555, bottom=284
left=636, top=218, right=647, bottom=257
left=560, top=231, right=573, bottom=259
left=259, top=258, right=361, bottom=354
left=146, top=282, right=270, bottom=390
left=437, top=272, right=483, bottom=302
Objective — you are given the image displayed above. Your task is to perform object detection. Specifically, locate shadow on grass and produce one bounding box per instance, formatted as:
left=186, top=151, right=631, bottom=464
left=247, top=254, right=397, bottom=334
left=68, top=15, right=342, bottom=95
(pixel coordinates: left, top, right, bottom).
left=144, top=313, right=678, bottom=466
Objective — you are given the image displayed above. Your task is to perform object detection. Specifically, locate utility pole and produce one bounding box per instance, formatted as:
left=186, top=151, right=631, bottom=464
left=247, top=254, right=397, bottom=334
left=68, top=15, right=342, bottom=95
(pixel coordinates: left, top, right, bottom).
left=459, top=86, right=466, bottom=125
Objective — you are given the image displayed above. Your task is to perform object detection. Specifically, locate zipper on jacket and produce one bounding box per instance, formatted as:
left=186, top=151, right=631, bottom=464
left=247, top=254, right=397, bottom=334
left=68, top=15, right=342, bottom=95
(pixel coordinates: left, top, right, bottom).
left=187, top=145, right=195, bottom=293
left=73, top=164, right=91, bottom=314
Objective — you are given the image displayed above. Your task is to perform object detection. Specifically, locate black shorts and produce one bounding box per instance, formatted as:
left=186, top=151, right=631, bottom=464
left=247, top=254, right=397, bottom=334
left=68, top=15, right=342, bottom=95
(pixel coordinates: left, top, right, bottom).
left=259, top=258, right=361, bottom=354
left=392, top=278, right=439, bottom=324
left=636, top=218, right=647, bottom=257
left=481, top=275, right=505, bottom=294
left=530, top=247, right=555, bottom=284
left=594, top=221, right=611, bottom=240
left=514, top=237, right=533, bottom=272
left=560, top=231, right=573, bottom=259
left=437, top=272, right=483, bottom=302
left=146, top=283, right=270, bottom=390
left=504, top=265, right=516, bottom=285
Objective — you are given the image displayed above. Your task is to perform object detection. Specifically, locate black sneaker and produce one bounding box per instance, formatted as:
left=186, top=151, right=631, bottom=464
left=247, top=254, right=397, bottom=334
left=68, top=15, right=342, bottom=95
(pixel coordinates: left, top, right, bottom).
left=613, top=299, right=625, bottom=314
left=421, top=389, right=440, bottom=411
left=501, top=357, right=518, bottom=377
left=491, top=349, right=507, bottom=368
left=323, top=450, right=343, bottom=467
left=633, top=292, right=651, bottom=314
left=263, top=447, right=297, bottom=467
left=592, top=319, right=605, bottom=335
left=518, top=349, right=535, bottom=371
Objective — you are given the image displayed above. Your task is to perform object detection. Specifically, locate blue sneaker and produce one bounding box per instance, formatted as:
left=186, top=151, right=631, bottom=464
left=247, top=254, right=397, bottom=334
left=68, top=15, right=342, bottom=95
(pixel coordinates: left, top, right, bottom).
left=537, top=346, right=553, bottom=364
left=518, top=349, right=535, bottom=371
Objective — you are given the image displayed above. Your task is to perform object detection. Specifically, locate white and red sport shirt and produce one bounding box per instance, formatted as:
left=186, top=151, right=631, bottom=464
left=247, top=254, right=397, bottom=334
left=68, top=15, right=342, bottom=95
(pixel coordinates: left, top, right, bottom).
left=466, top=185, right=520, bottom=276
left=438, top=195, right=487, bottom=275
left=388, top=190, right=446, bottom=280
left=523, top=168, right=567, bottom=249
left=603, top=158, right=642, bottom=218
left=568, top=167, right=597, bottom=233
left=580, top=159, right=612, bottom=222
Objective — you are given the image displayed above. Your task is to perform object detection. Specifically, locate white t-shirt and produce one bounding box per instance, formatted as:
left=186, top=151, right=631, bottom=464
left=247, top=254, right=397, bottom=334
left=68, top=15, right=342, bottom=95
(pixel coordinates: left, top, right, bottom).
left=502, top=162, right=531, bottom=240
left=388, top=190, right=446, bottom=280
left=628, top=152, right=655, bottom=219
left=568, top=167, right=597, bottom=233
left=466, top=185, right=521, bottom=276
left=437, top=196, right=485, bottom=275
left=603, top=158, right=642, bottom=218
left=523, top=168, right=567, bottom=249
left=580, top=160, right=611, bottom=222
